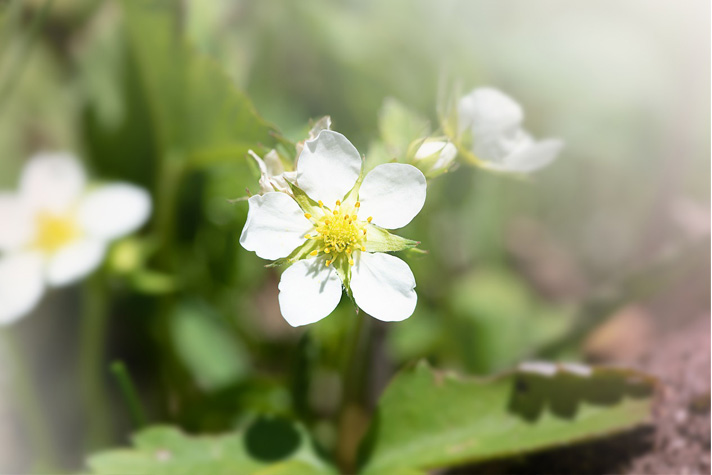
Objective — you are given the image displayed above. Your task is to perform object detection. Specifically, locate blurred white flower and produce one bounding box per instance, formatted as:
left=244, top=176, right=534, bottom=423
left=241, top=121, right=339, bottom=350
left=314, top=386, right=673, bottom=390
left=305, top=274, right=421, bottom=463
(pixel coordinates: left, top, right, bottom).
left=0, top=153, right=151, bottom=324
left=457, top=87, right=563, bottom=173
left=413, top=139, right=458, bottom=176
left=240, top=130, right=425, bottom=327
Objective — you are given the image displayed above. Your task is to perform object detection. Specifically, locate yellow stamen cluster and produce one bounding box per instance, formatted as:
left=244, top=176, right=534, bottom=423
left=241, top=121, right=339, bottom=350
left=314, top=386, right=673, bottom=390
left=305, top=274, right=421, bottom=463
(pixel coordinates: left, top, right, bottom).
left=33, top=211, right=80, bottom=254
left=306, top=200, right=370, bottom=267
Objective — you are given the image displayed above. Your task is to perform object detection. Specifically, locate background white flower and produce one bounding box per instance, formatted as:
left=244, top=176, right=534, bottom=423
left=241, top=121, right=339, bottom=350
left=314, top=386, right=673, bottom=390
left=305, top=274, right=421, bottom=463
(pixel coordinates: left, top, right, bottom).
left=0, top=153, right=152, bottom=325
left=240, top=130, right=426, bottom=327
left=248, top=149, right=297, bottom=194
left=457, top=87, right=563, bottom=173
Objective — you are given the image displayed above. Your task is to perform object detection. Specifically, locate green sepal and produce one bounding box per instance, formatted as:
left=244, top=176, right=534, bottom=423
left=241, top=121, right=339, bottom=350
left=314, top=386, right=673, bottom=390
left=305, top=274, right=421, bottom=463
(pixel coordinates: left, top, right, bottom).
left=286, top=180, right=322, bottom=216
left=332, top=254, right=354, bottom=301
left=364, top=225, right=419, bottom=253
left=341, top=159, right=365, bottom=209
left=266, top=239, right=319, bottom=268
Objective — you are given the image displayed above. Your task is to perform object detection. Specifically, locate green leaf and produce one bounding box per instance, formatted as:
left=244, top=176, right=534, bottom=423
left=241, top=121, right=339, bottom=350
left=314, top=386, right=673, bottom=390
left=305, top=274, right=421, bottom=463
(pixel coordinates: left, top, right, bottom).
left=122, top=0, right=278, bottom=166
left=87, top=424, right=336, bottom=475
left=358, top=361, right=656, bottom=474
left=171, top=301, right=250, bottom=391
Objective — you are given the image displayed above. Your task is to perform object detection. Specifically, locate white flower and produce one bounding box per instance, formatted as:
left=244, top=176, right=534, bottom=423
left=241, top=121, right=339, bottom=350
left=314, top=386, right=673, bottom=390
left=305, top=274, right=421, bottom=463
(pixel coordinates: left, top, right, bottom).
left=248, top=149, right=297, bottom=194
left=0, top=153, right=151, bottom=324
left=240, top=130, right=426, bottom=327
left=413, top=139, right=458, bottom=176
left=457, top=87, right=563, bottom=173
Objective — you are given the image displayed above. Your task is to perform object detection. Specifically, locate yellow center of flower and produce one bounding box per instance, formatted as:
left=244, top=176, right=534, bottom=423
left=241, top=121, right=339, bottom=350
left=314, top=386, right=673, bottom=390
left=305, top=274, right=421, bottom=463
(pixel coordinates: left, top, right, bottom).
left=33, top=211, right=80, bottom=254
left=305, top=200, right=370, bottom=267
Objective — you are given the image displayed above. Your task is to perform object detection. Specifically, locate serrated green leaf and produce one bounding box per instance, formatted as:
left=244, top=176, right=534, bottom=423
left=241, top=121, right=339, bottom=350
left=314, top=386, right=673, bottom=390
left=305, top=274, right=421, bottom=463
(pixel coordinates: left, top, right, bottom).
left=86, top=424, right=337, bottom=475
left=122, top=0, right=278, bottom=167
left=358, top=361, right=656, bottom=474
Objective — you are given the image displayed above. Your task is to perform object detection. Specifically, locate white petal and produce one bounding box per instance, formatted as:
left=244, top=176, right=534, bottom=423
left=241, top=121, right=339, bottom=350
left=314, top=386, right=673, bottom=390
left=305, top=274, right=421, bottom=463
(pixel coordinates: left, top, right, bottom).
left=350, top=252, right=417, bottom=322
left=0, top=193, right=34, bottom=252
left=20, top=153, right=86, bottom=214
left=46, top=239, right=106, bottom=286
left=458, top=87, right=524, bottom=136
left=296, top=130, right=361, bottom=206
left=519, top=361, right=558, bottom=377
left=78, top=183, right=151, bottom=240
left=239, top=192, right=313, bottom=260
left=0, top=252, right=45, bottom=325
left=502, top=139, right=563, bottom=173
left=473, top=127, right=533, bottom=163
left=357, top=164, right=426, bottom=229
left=263, top=149, right=285, bottom=176
left=277, top=258, right=343, bottom=327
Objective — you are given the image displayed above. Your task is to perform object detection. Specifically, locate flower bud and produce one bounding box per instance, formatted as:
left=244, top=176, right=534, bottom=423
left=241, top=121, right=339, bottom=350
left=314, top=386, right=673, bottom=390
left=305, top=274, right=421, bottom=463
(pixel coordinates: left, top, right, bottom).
left=412, top=139, right=458, bottom=177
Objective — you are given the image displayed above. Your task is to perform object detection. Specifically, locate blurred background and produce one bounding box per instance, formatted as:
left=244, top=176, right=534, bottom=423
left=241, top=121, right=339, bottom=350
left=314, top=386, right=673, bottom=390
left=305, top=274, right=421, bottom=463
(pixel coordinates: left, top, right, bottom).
left=0, top=0, right=708, bottom=472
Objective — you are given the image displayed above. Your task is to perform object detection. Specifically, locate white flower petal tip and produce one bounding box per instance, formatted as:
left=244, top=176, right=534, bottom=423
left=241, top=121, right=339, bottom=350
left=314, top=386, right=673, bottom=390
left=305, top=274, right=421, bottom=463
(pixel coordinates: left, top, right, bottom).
left=458, top=87, right=562, bottom=173
left=358, top=163, right=426, bottom=229
left=518, top=361, right=558, bottom=377
left=518, top=361, right=592, bottom=377
left=296, top=130, right=362, bottom=205
left=239, top=192, right=313, bottom=260
left=46, top=239, right=106, bottom=287
left=20, top=152, right=86, bottom=213
left=351, top=252, right=417, bottom=322
left=278, top=258, right=343, bottom=327
left=457, top=87, right=524, bottom=135
left=79, top=184, right=152, bottom=240
left=0, top=253, right=45, bottom=325
left=560, top=362, right=593, bottom=377
left=502, top=139, right=563, bottom=173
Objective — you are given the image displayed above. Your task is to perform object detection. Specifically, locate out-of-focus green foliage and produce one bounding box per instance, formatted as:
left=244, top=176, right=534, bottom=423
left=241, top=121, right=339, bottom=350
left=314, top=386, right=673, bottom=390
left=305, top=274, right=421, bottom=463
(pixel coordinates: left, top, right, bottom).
left=86, top=424, right=336, bottom=475
left=357, top=362, right=656, bottom=474
left=122, top=0, right=278, bottom=167
left=171, top=300, right=250, bottom=392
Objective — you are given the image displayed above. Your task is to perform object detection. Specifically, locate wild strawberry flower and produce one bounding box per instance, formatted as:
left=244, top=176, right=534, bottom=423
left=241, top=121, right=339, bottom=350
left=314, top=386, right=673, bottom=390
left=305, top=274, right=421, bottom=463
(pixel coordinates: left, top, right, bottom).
left=0, top=153, right=151, bottom=324
left=457, top=87, right=563, bottom=173
left=240, top=130, right=426, bottom=327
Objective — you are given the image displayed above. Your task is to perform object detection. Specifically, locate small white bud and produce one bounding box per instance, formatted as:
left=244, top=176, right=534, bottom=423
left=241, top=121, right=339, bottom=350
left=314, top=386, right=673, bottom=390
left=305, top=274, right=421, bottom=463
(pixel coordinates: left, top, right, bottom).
left=413, top=139, right=458, bottom=176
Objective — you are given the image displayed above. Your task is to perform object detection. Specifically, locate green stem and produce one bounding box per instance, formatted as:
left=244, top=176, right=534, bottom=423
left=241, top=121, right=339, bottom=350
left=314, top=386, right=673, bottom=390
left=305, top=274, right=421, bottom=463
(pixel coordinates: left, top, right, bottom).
left=110, top=361, right=147, bottom=429
left=79, top=272, right=112, bottom=450
left=2, top=329, right=58, bottom=472
left=335, top=313, right=369, bottom=472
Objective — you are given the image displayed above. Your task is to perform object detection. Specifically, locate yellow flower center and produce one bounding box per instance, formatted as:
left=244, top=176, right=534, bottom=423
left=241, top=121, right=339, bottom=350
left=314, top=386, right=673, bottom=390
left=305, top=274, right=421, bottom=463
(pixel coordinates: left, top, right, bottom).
left=33, top=211, right=80, bottom=254
left=305, top=200, right=370, bottom=267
